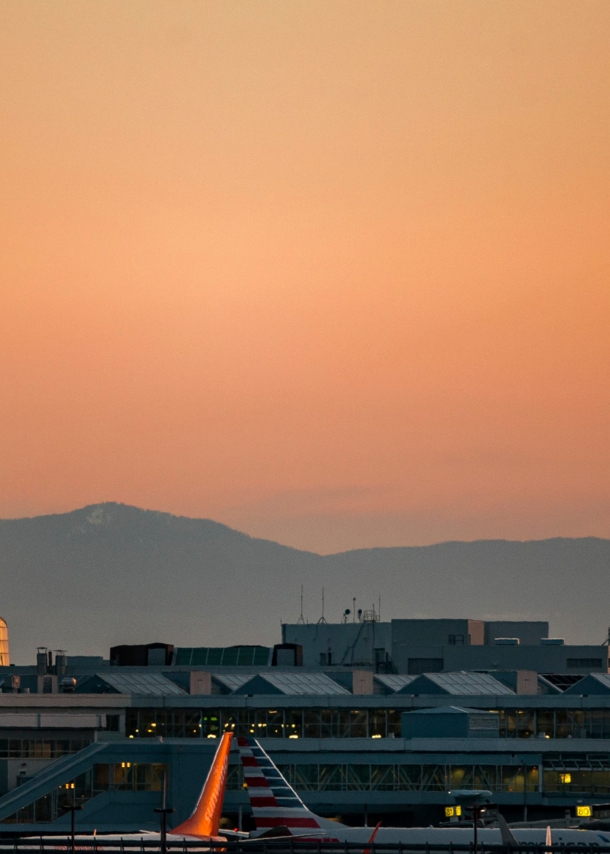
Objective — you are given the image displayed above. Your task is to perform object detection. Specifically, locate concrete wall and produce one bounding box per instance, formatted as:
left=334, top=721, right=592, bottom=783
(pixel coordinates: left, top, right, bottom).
left=468, top=620, right=485, bottom=645
left=282, top=622, right=391, bottom=668
left=283, top=619, right=570, bottom=674
left=352, top=670, right=374, bottom=694
left=391, top=619, right=474, bottom=649
left=391, top=620, right=476, bottom=673
left=390, top=642, right=607, bottom=675
left=442, top=644, right=608, bottom=673
left=189, top=671, right=211, bottom=695
left=484, top=621, right=549, bottom=645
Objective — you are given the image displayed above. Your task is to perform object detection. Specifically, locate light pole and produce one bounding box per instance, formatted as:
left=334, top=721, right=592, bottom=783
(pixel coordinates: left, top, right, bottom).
left=471, top=801, right=481, bottom=854
left=154, top=771, right=175, bottom=854
left=448, top=789, right=492, bottom=854
left=62, top=783, right=83, bottom=854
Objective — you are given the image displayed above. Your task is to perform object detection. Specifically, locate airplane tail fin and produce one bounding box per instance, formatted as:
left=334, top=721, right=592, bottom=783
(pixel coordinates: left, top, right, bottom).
left=363, top=821, right=383, bottom=854
left=172, top=732, right=233, bottom=838
left=497, top=814, right=518, bottom=846
left=237, top=737, right=344, bottom=831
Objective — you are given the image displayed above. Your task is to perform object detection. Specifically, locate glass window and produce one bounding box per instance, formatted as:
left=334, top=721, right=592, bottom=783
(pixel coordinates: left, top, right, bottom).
left=183, top=710, right=202, bottom=738
left=387, top=709, right=401, bottom=737
left=320, top=764, right=346, bottom=791
left=536, top=710, right=554, bottom=739
left=567, top=658, right=603, bottom=668
left=112, top=763, right=133, bottom=790
left=94, top=764, right=110, bottom=791
left=349, top=710, right=368, bottom=738
left=125, top=709, right=138, bottom=737
left=370, top=764, right=396, bottom=790
left=501, top=766, right=525, bottom=792
left=584, top=710, right=610, bottom=739
left=293, top=764, right=320, bottom=791
left=347, top=765, right=371, bottom=791
left=105, top=714, right=120, bottom=732
left=558, top=709, right=584, bottom=739
left=500, top=710, right=546, bottom=740
left=285, top=708, right=303, bottom=738
left=226, top=764, right=244, bottom=791
left=369, top=710, right=386, bottom=738
left=304, top=709, right=322, bottom=739
left=420, top=765, right=446, bottom=792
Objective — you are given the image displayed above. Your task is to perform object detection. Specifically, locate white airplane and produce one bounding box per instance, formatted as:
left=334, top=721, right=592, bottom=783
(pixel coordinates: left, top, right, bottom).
left=238, top=736, right=610, bottom=847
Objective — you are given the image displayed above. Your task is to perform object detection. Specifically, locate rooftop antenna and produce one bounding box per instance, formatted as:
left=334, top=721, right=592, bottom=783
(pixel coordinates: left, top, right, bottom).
left=297, top=585, right=305, bottom=625
left=317, top=588, right=327, bottom=624
left=379, top=595, right=381, bottom=621
left=352, top=597, right=356, bottom=622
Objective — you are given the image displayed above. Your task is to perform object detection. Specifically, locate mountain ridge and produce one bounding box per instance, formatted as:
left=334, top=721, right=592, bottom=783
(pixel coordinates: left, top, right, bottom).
left=1, top=502, right=608, bottom=662
left=3, top=501, right=604, bottom=554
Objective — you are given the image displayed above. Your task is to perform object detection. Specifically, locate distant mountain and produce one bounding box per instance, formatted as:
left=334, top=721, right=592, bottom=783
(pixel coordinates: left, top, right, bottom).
left=1, top=503, right=608, bottom=662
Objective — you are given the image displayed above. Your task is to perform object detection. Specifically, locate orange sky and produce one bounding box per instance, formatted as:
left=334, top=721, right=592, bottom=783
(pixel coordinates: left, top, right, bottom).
left=1, top=1, right=609, bottom=553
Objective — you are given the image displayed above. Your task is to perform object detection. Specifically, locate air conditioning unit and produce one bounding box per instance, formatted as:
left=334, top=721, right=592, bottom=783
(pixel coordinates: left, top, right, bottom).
left=494, top=638, right=520, bottom=645
left=541, top=638, right=565, bottom=645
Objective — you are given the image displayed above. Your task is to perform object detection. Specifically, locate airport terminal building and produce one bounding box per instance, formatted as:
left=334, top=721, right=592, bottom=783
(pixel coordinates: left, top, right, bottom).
left=0, top=617, right=609, bottom=834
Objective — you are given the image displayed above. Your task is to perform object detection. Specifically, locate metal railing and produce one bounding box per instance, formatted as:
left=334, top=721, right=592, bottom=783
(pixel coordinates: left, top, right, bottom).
left=0, top=842, right=609, bottom=854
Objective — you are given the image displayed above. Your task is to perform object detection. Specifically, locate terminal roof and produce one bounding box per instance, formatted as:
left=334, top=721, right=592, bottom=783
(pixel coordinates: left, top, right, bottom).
left=88, top=672, right=187, bottom=696
left=233, top=672, right=351, bottom=695
left=211, top=673, right=252, bottom=693
left=374, top=674, right=417, bottom=693
left=408, top=671, right=515, bottom=695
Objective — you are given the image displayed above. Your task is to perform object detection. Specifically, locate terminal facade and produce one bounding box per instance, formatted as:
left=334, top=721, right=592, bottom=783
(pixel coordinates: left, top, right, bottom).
left=0, top=617, right=609, bottom=835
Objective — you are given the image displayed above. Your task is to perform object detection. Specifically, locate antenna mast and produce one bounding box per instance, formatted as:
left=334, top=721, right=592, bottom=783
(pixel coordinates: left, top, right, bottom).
left=317, top=588, right=327, bottom=624
left=297, top=585, right=305, bottom=625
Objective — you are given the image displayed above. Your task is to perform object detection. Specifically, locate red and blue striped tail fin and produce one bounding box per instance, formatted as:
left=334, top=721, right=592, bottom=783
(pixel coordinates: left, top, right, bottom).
left=237, top=736, right=331, bottom=832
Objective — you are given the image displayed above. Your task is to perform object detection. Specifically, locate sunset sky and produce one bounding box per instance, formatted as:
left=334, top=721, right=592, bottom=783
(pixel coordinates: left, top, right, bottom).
left=1, top=1, right=609, bottom=554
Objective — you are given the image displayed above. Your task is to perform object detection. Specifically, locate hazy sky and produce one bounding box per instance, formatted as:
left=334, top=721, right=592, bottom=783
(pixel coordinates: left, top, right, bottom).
left=1, top=1, right=609, bottom=554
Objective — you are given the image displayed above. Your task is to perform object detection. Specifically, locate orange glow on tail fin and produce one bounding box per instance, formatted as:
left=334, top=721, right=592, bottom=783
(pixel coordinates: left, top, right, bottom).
left=363, top=821, right=382, bottom=854
left=171, top=732, right=233, bottom=838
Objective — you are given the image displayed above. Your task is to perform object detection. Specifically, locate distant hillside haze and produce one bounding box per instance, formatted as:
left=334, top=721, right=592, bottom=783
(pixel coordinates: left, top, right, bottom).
left=1, top=503, right=608, bottom=663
